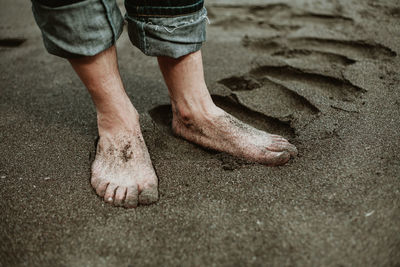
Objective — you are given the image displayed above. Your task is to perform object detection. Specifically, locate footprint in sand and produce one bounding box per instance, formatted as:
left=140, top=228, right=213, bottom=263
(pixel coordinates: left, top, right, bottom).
left=0, top=38, right=26, bottom=47
left=207, top=1, right=397, bottom=127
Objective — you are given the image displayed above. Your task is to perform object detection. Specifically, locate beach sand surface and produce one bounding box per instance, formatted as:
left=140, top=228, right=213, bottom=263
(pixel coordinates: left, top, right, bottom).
left=1, top=0, right=399, bottom=266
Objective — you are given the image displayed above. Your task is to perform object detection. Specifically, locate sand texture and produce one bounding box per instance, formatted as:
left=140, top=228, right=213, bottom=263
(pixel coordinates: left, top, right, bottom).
left=1, top=0, right=399, bottom=266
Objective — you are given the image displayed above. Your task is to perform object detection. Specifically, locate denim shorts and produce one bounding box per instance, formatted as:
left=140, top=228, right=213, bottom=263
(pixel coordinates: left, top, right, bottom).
left=31, top=0, right=208, bottom=58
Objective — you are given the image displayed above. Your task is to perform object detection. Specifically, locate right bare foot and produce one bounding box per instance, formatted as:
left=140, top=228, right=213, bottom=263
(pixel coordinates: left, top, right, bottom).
left=90, top=107, right=158, bottom=208
left=67, top=45, right=158, bottom=208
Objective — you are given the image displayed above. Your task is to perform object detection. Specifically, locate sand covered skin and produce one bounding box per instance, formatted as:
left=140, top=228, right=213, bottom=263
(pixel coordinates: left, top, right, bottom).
left=0, top=0, right=399, bottom=266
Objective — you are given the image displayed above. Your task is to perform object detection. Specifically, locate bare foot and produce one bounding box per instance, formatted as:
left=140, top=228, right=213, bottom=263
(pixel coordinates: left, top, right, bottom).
left=172, top=106, right=297, bottom=166
left=157, top=50, right=297, bottom=166
left=90, top=113, right=158, bottom=208
left=67, top=45, right=158, bottom=208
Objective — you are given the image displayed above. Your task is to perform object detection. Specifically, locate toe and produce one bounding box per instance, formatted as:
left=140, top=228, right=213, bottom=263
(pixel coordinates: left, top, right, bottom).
left=287, top=143, right=298, bottom=157
left=114, top=187, right=127, bottom=207
left=90, top=175, right=100, bottom=189
left=268, top=142, right=298, bottom=156
left=272, top=137, right=289, bottom=144
left=263, top=151, right=291, bottom=166
left=267, top=142, right=287, bottom=152
left=124, top=185, right=139, bottom=208
left=270, top=134, right=282, bottom=138
left=104, top=183, right=118, bottom=204
left=139, top=183, right=159, bottom=205
left=270, top=134, right=287, bottom=141
left=95, top=180, right=109, bottom=197
left=272, top=151, right=291, bottom=166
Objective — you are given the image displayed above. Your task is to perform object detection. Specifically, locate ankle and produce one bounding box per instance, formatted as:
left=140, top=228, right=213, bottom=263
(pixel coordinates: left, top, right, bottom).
left=171, top=96, right=223, bottom=127
left=97, top=100, right=140, bottom=136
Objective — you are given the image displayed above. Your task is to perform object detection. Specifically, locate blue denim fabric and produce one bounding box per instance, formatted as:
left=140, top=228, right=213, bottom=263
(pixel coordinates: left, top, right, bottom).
left=31, top=0, right=208, bottom=59
left=31, top=0, right=124, bottom=58
left=125, top=7, right=208, bottom=58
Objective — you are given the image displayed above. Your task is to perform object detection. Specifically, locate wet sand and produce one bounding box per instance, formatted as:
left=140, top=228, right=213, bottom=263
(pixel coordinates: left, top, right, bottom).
left=1, top=0, right=399, bottom=266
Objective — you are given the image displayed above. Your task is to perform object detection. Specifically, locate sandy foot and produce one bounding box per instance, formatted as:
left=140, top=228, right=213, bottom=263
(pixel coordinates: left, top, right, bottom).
left=172, top=107, right=297, bottom=166
left=90, top=130, right=158, bottom=208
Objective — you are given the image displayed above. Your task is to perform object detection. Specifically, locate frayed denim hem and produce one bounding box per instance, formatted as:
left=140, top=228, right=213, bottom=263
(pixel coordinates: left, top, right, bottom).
left=125, top=7, right=209, bottom=59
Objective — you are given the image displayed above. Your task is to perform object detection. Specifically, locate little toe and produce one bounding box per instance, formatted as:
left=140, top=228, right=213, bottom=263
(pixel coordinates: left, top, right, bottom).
left=95, top=180, right=109, bottom=197
left=124, top=186, right=139, bottom=209
left=114, top=187, right=127, bottom=207
left=280, top=142, right=297, bottom=157
left=104, top=183, right=118, bottom=204
left=139, top=184, right=159, bottom=205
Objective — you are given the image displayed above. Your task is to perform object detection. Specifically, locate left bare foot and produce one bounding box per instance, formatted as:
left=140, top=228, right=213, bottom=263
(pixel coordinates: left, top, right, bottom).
left=171, top=105, right=297, bottom=166
left=157, top=50, right=297, bottom=166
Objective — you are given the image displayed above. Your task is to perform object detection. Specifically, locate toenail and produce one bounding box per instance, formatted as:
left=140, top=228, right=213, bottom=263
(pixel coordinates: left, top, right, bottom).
left=108, top=197, right=113, bottom=202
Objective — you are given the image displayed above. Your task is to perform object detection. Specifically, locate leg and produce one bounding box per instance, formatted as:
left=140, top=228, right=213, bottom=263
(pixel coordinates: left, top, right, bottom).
left=69, top=45, right=158, bottom=208
left=124, top=0, right=297, bottom=165
left=32, top=0, right=158, bottom=208
left=158, top=50, right=297, bottom=166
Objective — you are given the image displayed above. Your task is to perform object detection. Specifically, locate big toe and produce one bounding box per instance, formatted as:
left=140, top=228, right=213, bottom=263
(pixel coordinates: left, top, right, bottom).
left=268, top=141, right=298, bottom=157
left=95, top=180, right=109, bottom=198
left=263, top=151, right=291, bottom=166
left=139, top=183, right=159, bottom=205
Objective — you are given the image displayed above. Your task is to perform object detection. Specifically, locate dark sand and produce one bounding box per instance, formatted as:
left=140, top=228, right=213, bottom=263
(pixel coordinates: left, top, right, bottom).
left=1, top=0, right=399, bottom=266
